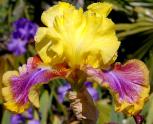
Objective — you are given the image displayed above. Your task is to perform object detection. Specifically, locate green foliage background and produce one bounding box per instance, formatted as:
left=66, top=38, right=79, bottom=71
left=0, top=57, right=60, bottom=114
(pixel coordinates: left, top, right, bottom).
left=0, top=0, right=153, bottom=124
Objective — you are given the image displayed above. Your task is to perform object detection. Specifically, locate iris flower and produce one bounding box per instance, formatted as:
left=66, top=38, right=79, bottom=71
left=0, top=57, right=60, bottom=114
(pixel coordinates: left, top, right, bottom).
left=2, top=1, right=150, bottom=120
left=11, top=108, right=40, bottom=124
left=7, top=18, right=38, bottom=56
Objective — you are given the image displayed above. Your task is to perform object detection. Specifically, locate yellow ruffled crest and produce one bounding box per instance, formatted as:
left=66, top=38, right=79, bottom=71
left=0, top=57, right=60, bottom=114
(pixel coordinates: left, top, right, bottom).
left=87, top=2, right=112, bottom=17
left=35, top=27, right=54, bottom=64
left=41, top=2, right=75, bottom=27
left=2, top=71, right=30, bottom=113
left=35, top=2, right=120, bottom=69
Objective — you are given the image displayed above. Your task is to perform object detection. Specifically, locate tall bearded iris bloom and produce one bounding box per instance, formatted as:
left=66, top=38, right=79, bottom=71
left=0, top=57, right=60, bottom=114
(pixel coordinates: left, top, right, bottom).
left=2, top=1, right=150, bottom=120
left=36, top=2, right=119, bottom=68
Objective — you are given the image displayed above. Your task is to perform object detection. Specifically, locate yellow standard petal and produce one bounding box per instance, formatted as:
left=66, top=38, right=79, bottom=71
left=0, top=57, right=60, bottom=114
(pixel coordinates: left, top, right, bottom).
left=87, top=2, right=112, bottom=17
left=35, top=2, right=120, bottom=69
left=41, top=2, right=75, bottom=27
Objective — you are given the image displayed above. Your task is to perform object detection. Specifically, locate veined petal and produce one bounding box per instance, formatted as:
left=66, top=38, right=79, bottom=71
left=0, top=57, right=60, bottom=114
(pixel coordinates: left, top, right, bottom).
left=2, top=56, right=68, bottom=113
left=87, top=59, right=150, bottom=116
left=2, top=71, right=30, bottom=113
left=41, top=2, right=75, bottom=27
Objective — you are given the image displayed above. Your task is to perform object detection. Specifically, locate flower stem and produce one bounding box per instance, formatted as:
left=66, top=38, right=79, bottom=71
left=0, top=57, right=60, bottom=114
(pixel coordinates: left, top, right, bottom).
left=133, top=114, right=144, bottom=124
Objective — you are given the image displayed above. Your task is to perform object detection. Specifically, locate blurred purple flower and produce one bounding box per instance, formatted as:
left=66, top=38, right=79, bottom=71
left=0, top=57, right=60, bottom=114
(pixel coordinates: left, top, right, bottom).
left=7, top=37, right=27, bottom=56
left=23, top=108, right=33, bottom=119
left=28, top=120, right=40, bottom=124
left=13, top=18, right=37, bottom=41
left=11, top=108, right=40, bottom=124
left=85, top=82, right=100, bottom=101
left=57, top=83, right=71, bottom=103
left=57, top=82, right=99, bottom=103
left=7, top=18, right=38, bottom=56
left=11, top=114, right=25, bottom=124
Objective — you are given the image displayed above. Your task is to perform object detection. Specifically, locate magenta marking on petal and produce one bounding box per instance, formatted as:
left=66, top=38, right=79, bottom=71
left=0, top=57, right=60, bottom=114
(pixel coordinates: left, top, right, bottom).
left=8, top=56, right=68, bottom=106
left=87, top=60, right=147, bottom=103
left=102, top=70, right=141, bottom=103
left=26, top=56, right=42, bottom=71
left=11, top=68, right=52, bottom=105
left=10, top=57, right=68, bottom=106
left=101, top=62, right=146, bottom=103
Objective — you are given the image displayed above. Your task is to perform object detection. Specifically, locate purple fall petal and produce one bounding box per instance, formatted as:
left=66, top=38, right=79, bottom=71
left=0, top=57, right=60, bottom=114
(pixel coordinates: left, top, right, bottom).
left=11, top=68, right=53, bottom=105
left=2, top=56, right=68, bottom=113
left=87, top=59, right=150, bottom=115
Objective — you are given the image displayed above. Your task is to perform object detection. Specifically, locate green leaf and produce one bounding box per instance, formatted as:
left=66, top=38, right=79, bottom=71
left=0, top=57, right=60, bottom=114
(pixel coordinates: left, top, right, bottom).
left=110, top=105, right=124, bottom=123
left=125, top=117, right=135, bottom=124
left=1, top=110, right=11, bottom=124
left=96, top=100, right=111, bottom=124
left=146, top=94, right=153, bottom=124
left=132, top=38, right=153, bottom=59
left=146, top=50, right=153, bottom=82
left=13, top=0, right=25, bottom=19
left=39, top=90, right=50, bottom=124
left=117, top=26, right=153, bottom=39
